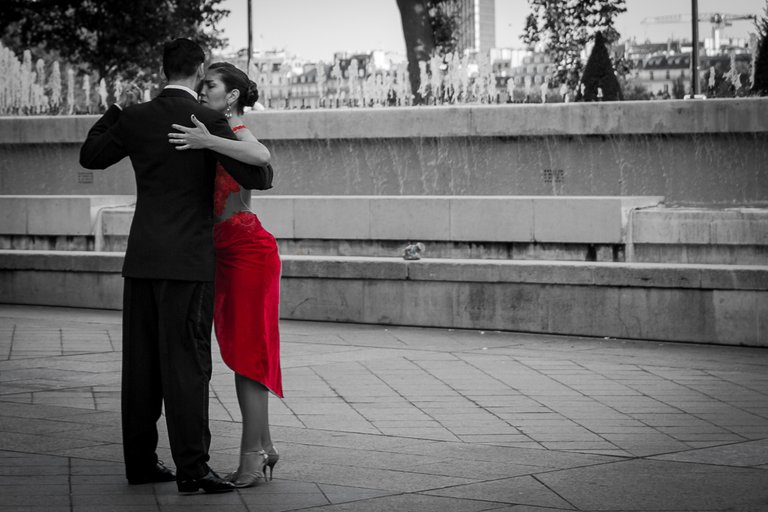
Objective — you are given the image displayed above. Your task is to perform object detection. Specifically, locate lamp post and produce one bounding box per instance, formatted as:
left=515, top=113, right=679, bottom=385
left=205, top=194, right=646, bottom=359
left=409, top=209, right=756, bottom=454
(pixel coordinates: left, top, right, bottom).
left=247, top=0, right=253, bottom=75
left=691, top=0, right=700, bottom=95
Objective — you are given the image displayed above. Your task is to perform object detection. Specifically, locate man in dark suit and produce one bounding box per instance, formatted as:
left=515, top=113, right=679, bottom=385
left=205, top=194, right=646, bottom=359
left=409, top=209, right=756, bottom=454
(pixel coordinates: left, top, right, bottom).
left=80, top=38, right=272, bottom=494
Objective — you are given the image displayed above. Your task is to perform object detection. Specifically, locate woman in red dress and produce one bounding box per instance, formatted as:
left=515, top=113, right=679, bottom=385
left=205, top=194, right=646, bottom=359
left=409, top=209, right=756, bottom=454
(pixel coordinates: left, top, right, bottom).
left=169, top=62, right=281, bottom=488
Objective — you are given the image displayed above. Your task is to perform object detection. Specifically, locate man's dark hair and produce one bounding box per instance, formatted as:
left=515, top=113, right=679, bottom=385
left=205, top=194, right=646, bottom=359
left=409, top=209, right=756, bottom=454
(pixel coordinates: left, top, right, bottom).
left=163, top=38, right=205, bottom=80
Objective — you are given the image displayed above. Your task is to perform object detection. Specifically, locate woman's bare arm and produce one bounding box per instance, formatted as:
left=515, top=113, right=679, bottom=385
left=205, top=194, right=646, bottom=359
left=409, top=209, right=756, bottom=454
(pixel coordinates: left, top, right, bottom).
left=169, top=114, right=271, bottom=166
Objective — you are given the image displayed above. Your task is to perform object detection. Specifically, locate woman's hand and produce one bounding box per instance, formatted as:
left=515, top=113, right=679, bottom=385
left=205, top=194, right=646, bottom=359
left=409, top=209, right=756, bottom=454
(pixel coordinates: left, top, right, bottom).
left=168, top=115, right=213, bottom=151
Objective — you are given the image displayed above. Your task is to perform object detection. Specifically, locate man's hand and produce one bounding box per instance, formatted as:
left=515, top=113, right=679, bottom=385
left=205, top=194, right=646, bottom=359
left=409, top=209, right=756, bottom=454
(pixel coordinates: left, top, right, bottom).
left=168, top=115, right=213, bottom=151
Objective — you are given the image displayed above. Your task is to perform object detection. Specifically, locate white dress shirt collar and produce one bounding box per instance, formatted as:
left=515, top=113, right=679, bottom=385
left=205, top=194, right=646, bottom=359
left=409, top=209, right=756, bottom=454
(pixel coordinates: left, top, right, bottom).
left=163, top=84, right=199, bottom=101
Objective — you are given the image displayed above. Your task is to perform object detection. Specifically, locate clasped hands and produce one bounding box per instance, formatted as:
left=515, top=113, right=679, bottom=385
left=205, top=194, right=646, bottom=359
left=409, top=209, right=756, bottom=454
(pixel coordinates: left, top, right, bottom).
left=168, top=115, right=212, bottom=151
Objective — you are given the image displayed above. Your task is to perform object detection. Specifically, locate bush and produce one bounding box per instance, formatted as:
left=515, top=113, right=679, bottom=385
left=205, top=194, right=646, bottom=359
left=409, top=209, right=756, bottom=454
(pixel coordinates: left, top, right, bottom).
left=618, top=74, right=652, bottom=100
left=672, top=75, right=687, bottom=99
left=579, top=31, right=622, bottom=101
left=754, top=31, right=768, bottom=95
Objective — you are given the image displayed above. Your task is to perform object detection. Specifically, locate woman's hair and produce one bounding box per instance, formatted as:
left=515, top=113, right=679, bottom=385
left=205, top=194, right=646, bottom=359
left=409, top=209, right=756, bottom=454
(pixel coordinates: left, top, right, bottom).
left=208, top=62, right=259, bottom=114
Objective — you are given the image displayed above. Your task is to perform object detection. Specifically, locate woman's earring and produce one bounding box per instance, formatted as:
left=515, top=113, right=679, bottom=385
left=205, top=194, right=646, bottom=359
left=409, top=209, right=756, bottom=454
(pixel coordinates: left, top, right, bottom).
left=225, top=103, right=233, bottom=119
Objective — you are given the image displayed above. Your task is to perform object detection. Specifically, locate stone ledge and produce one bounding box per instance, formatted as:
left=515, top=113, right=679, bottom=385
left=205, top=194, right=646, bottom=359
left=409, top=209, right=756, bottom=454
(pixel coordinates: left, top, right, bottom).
left=0, top=195, right=662, bottom=245
left=407, top=258, right=768, bottom=290
left=0, top=195, right=135, bottom=236
left=631, top=208, right=768, bottom=246
left=279, top=280, right=765, bottom=346
left=632, top=244, right=768, bottom=266
left=0, top=250, right=124, bottom=273
left=2, top=251, right=766, bottom=345
left=2, top=99, right=768, bottom=143
left=282, top=256, right=408, bottom=280
left=2, top=251, right=766, bottom=291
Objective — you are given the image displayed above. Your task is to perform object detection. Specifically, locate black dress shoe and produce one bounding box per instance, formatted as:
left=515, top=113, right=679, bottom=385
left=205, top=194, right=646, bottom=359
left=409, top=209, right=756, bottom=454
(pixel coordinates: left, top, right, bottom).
left=177, top=469, right=235, bottom=494
left=127, top=461, right=176, bottom=485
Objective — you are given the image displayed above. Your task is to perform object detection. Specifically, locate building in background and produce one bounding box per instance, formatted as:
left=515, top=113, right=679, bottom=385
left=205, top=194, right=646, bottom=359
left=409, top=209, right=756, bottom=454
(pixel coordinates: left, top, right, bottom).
left=447, top=0, right=496, bottom=55
left=491, top=47, right=541, bottom=82
left=215, top=6, right=756, bottom=109
left=620, top=37, right=755, bottom=97
left=224, top=49, right=405, bottom=109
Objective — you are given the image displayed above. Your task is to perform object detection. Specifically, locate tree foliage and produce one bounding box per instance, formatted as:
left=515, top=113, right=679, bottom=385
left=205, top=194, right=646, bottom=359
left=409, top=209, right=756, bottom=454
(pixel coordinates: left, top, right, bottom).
left=672, top=74, right=687, bottom=99
left=757, top=1, right=768, bottom=40
left=428, top=0, right=460, bottom=57
left=396, top=0, right=434, bottom=103
left=396, top=0, right=460, bottom=103
left=579, top=31, right=621, bottom=101
left=522, top=13, right=540, bottom=50
left=521, top=0, right=627, bottom=88
left=0, top=0, right=229, bottom=79
left=754, top=1, right=768, bottom=95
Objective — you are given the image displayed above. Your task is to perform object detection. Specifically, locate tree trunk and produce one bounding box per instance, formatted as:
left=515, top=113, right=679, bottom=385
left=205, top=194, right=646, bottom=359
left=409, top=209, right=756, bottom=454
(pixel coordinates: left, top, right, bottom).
left=396, top=0, right=434, bottom=104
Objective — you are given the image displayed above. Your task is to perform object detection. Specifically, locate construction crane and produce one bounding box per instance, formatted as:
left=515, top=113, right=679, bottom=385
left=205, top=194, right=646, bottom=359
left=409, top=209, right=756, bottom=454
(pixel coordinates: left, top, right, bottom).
left=641, top=13, right=757, bottom=51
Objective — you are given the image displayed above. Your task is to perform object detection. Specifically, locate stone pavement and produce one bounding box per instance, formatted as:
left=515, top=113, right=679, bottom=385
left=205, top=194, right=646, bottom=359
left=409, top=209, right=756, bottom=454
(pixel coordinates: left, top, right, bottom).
left=0, top=305, right=767, bottom=512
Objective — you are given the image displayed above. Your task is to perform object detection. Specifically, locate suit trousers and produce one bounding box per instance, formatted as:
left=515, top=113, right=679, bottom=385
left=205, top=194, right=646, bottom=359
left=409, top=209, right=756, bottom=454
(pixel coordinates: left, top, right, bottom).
left=121, top=278, right=214, bottom=481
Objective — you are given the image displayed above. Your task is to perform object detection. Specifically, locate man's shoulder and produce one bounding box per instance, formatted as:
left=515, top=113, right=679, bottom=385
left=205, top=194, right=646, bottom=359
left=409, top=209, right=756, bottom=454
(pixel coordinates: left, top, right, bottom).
left=120, top=100, right=156, bottom=120
left=191, top=106, right=233, bottom=136
left=191, top=105, right=226, bottom=123
left=123, top=97, right=217, bottom=119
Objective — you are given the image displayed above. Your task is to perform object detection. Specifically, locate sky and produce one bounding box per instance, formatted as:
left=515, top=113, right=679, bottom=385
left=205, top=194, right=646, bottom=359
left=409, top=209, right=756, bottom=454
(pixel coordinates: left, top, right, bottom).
left=216, top=0, right=766, bottom=60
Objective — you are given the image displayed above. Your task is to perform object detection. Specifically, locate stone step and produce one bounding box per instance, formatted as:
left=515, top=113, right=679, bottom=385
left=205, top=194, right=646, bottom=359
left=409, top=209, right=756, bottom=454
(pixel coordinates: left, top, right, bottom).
left=629, top=207, right=768, bottom=265
left=1, top=250, right=766, bottom=346
left=0, top=194, right=662, bottom=240
left=2, top=196, right=767, bottom=264
left=0, top=194, right=656, bottom=260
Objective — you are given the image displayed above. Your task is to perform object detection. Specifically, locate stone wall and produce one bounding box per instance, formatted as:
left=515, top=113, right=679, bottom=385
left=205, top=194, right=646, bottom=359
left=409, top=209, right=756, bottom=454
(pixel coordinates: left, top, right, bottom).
left=2, top=251, right=766, bottom=346
left=1, top=99, right=767, bottom=206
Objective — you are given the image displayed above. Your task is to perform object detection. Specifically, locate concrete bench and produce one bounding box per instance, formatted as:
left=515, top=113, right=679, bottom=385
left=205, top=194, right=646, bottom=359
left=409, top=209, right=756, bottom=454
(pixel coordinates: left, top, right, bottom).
left=3, top=195, right=767, bottom=265
left=629, top=208, right=768, bottom=265
left=90, top=199, right=768, bottom=265
left=0, top=195, right=134, bottom=251
left=1, top=195, right=663, bottom=257
left=1, top=250, right=766, bottom=347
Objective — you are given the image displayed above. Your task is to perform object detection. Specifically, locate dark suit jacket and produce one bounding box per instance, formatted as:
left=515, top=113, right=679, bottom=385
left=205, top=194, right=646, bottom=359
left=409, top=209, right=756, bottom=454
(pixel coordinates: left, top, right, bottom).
left=80, top=88, right=273, bottom=281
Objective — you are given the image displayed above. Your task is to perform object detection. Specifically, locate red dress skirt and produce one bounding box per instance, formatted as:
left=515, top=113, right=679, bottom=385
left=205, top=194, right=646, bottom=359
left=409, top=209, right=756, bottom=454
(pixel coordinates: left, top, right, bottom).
left=213, top=210, right=283, bottom=397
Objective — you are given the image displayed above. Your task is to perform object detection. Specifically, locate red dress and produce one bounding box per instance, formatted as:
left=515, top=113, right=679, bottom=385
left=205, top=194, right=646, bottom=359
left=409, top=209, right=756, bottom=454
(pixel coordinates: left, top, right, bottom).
left=213, top=164, right=283, bottom=397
